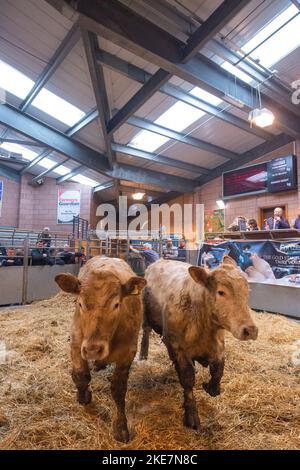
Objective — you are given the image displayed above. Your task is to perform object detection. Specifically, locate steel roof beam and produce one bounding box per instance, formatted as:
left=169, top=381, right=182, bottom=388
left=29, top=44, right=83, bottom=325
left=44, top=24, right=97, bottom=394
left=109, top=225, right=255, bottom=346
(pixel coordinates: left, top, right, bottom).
left=31, top=158, right=69, bottom=183
left=95, top=47, right=273, bottom=141
left=19, top=23, right=80, bottom=112
left=126, top=115, right=240, bottom=161
left=104, top=0, right=249, bottom=135
left=78, top=0, right=300, bottom=138
left=112, top=143, right=211, bottom=175
left=56, top=165, right=85, bottom=183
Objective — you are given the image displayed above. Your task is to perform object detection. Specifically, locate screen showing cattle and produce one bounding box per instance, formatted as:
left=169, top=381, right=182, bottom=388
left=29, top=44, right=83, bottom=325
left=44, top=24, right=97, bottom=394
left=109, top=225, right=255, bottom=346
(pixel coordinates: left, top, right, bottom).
left=223, top=163, right=268, bottom=197
left=267, top=155, right=297, bottom=193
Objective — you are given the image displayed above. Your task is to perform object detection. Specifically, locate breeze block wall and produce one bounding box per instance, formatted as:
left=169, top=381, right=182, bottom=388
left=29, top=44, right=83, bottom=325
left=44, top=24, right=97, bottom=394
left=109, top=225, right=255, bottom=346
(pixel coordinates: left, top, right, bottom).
left=0, top=174, right=93, bottom=232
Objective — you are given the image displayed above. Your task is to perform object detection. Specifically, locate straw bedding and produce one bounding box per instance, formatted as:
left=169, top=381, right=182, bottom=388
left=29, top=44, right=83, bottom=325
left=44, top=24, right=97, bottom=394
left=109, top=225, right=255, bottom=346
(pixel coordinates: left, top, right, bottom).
left=0, top=293, right=299, bottom=450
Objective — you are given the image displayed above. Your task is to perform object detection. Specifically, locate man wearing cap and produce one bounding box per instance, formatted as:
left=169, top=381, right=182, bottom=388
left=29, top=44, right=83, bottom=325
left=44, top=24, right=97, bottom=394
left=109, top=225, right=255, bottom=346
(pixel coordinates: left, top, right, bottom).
left=38, top=227, right=52, bottom=247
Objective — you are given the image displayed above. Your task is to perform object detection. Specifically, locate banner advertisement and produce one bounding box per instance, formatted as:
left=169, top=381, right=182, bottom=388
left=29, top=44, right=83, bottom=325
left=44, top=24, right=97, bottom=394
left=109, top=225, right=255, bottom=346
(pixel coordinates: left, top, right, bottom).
left=198, top=239, right=300, bottom=288
left=57, top=189, right=80, bottom=224
left=204, top=209, right=225, bottom=233
left=0, top=180, right=3, bottom=217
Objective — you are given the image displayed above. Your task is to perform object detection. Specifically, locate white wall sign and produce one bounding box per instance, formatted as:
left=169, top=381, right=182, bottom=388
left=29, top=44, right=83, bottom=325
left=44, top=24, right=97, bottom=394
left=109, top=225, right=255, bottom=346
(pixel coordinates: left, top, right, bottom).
left=57, top=189, right=80, bottom=224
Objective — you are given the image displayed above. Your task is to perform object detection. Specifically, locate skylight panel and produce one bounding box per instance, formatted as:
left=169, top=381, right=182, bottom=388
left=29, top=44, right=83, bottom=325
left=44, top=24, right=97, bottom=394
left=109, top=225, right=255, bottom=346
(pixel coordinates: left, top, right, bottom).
left=242, top=5, right=298, bottom=55
left=155, top=101, right=205, bottom=131
left=38, top=157, right=70, bottom=175
left=241, top=5, right=300, bottom=68
left=130, top=92, right=209, bottom=152
left=71, top=174, right=98, bottom=187
left=130, top=130, right=169, bottom=153
left=221, top=61, right=253, bottom=84
left=0, top=60, right=34, bottom=99
left=0, top=59, right=85, bottom=126
left=0, top=142, right=37, bottom=161
left=190, top=87, right=222, bottom=106
left=32, top=88, right=85, bottom=127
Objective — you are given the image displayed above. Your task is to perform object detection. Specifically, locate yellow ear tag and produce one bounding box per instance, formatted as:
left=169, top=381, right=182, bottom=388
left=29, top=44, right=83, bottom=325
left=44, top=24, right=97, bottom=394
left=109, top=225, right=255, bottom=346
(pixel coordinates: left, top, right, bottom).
left=131, top=285, right=139, bottom=295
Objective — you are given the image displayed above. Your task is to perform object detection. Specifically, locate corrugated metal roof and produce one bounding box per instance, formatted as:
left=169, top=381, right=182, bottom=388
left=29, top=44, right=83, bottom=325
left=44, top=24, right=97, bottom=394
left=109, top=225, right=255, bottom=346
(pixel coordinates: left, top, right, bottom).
left=273, top=46, right=300, bottom=84
left=0, top=0, right=72, bottom=79
left=160, top=142, right=227, bottom=169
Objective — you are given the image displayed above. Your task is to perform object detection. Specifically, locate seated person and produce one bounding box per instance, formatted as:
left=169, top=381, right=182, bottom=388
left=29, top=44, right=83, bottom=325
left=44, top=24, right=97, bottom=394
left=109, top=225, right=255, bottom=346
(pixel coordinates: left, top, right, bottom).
left=58, top=244, right=76, bottom=264
left=177, top=240, right=187, bottom=260
left=163, top=238, right=178, bottom=259
left=31, top=241, right=53, bottom=266
left=263, top=207, right=290, bottom=230
left=0, top=244, right=7, bottom=265
left=1, top=247, right=23, bottom=266
left=227, top=222, right=240, bottom=232
left=49, top=247, right=65, bottom=265
left=294, top=208, right=300, bottom=229
left=38, top=227, right=52, bottom=247
left=129, top=242, right=159, bottom=268
left=247, top=218, right=259, bottom=231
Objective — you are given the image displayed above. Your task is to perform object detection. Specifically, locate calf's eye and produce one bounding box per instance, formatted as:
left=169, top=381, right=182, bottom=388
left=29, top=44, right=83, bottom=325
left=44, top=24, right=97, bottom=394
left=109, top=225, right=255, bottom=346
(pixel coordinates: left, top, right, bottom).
left=217, top=290, right=225, bottom=297
left=114, top=303, right=120, bottom=309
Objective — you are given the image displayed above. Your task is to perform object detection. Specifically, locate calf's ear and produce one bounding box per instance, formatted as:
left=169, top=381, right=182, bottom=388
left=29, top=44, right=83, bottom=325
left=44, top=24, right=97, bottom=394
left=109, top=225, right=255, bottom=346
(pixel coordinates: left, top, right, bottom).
left=222, top=255, right=237, bottom=267
left=122, top=277, right=147, bottom=297
left=55, top=273, right=81, bottom=294
left=188, top=266, right=212, bottom=289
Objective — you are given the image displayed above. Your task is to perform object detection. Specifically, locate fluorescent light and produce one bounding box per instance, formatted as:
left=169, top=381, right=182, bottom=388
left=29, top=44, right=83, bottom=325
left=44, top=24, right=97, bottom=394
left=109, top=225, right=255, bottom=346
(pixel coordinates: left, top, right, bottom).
left=216, top=199, right=225, bottom=209
left=132, top=192, right=145, bottom=200
left=248, top=108, right=275, bottom=128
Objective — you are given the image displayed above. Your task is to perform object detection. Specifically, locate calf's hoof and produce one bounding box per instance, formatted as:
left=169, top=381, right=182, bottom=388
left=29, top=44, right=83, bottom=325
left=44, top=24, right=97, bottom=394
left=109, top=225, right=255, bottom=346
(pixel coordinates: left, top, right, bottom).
left=77, top=389, right=92, bottom=405
left=113, top=420, right=130, bottom=443
left=183, top=410, right=201, bottom=431
left=202, top=381, right=220, bottom=397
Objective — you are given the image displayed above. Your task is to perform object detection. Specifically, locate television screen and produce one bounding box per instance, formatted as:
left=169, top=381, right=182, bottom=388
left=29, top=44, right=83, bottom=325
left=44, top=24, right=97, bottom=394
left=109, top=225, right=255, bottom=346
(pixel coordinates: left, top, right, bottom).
left=223, top=163, right=268, bottom=198
left=267, top=155, right=297, bottom=192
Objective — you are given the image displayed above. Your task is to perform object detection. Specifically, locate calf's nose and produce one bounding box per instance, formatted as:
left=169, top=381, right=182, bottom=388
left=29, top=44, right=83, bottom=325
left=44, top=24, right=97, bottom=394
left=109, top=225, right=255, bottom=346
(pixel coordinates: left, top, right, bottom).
left=241, top=325, right=258, bottom=340
left=83, top=344, right=104, bottom=356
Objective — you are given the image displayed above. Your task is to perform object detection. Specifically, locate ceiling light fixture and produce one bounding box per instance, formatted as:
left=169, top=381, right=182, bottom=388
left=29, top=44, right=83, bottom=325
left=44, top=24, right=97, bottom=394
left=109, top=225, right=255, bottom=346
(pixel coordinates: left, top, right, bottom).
left=248, top=84, right=275, bottom=128
left=132, top=192, right=145, bottom=200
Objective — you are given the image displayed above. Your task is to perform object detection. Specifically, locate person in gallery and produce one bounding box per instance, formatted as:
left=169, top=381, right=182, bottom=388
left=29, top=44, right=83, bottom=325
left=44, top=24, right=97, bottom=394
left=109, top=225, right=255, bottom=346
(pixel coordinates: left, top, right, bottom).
left=38, top=227, right=52, bottom=247
left=263, top=207, right=290, bottom=230
left=294, top=208, right=300, bottom=229
left=247, top=219, right=259, bottom=231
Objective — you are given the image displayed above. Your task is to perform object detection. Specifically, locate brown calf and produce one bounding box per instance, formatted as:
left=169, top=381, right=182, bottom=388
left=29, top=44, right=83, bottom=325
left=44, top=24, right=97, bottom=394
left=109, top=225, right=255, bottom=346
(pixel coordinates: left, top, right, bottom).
left=140, top=256, right=258, bottom=430
left=55, top=256, right=146, bottom=442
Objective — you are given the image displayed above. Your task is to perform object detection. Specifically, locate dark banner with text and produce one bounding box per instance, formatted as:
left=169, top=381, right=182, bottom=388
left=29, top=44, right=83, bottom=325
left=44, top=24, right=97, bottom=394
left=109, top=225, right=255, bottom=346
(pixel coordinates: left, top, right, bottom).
left=198, top=240, right=300, bottom=287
